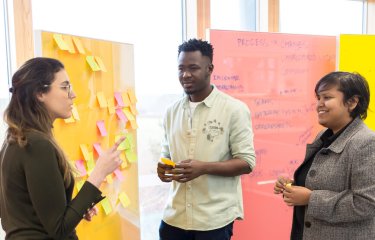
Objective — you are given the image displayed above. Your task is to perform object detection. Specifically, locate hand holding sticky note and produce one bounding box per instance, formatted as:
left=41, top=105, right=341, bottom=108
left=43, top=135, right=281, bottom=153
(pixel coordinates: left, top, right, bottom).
left=285, top=183, right=292, bottom=188
left=161, top=158, right=175, bottom=168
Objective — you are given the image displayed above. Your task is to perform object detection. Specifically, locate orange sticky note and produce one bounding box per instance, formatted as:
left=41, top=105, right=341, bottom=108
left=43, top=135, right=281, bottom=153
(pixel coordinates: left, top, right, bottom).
left=95, top=56, right=107, bottom=72
left=96, top=120, right=108, bottom=136
left=86, top=56, right=101, bottom=71
left=71, top=104, right=80, bottom=120
left=161, top=157, right=175, bottom=167
left=80, top=144, right=91, bottom=161
left=101, top=198, right=112, bottom=215
left=72, top=37, right=86, bottom=54
left=118, top=192, right=131, bottom=208
left=63, top=35, right=76, bottom=53
left=127, top=89, right=137, bottom=103
left=96, top=92, right=107, bottom=108
left=53, top=34, right=69, bottom=50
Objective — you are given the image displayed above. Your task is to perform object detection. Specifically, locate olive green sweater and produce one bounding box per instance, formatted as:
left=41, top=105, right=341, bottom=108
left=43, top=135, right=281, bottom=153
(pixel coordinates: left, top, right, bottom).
left=0, top=132, right=104, bottom=240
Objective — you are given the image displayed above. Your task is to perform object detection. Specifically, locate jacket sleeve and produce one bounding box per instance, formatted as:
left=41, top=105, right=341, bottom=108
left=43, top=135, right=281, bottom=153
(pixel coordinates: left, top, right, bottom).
left=24, top=138, right=104, bottom=239
left=306, top=133, right=375, bottom=223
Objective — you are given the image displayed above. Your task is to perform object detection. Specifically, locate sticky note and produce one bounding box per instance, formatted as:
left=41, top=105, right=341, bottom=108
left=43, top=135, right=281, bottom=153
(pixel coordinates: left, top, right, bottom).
left=80, top=144, right=91, bottom=161
left=106, top=174, right=113, bottom=184
left=121, top=92, right=131, bottom=107
left=125, top=149, right=137, bottom=163
left=114, top=169, right=124, bottom=182
left=86, top=56, right=101, bottom=71
left=64, top=116, right=75, bottom=123
left=101, top=198, right=112, bottom=215
left=107, top=98, right=115, bottom=115
left=87, top=154, right=95, bottom=173
left=127, top=89, right=137, bottom=103
left=96, top=92, right=108, bottom=108
left=285, top=183, right=292, bottom=188
left=118, top=192, right=131, bottom=208
left=75, top=159, right=87, bottom=176
left=120, top=152, right=128, bottom=168
left=114, top=92, right=125, bottom=107
left=129, top=104, right=138, bottom=115
left=71, top=104, right=80, bottom=120
left=129, top=120, right=138, bottom=129
left=161, top=158, right=176, bottom=167
left=96, top=120, right=108, bottom=136
left=76, top=180, right=84, bottom=191
left=63, top=35, right=76, bottom=53
left=115, top=135, right=127, bottom=150
left=116, top=109, right=128, bottom=122
left=72, top=37, right=86, bottom=54
left=93, top=143, right=103, bottom=156
left=95, top=56, right=107, bottom=72
left=123, top=108, right=135, bottom=121
left=53, top=34, right=69, bottom=50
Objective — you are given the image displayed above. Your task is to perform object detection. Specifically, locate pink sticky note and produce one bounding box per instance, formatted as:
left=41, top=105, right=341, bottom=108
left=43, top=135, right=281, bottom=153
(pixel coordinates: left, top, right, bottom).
left=96, top=120, right=107, bottom=136
left=114, top=92, right=125, bottom=107
left=116, top=109, right=128, bottom=123
left=93, top=143, right=103, bottom=156
left=75, top=160, right=87, bottom=176
left=114, top=169, right=124, bottom=182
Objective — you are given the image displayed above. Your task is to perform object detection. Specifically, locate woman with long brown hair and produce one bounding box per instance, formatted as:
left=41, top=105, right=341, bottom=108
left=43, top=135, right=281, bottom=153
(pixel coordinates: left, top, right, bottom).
left=0, top=57, right=124, bottom=239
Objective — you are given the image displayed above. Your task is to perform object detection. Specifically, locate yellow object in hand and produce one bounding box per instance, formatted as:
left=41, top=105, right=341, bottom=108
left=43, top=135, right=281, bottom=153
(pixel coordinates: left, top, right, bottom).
left=161, top=158, right=176, bottom=168
left=285, top=183, right=292, bottom=188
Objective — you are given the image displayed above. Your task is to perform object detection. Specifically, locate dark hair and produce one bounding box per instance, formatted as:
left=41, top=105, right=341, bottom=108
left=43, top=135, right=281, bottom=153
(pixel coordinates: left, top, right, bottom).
left=315, top=71, right=370, bottom=119
left=4, top=57, right=73, bottom=186
left=178, top=39, right=214, bottom=63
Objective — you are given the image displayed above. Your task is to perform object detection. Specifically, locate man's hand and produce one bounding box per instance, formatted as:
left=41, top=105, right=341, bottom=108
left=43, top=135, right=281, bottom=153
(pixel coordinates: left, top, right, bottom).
left=157, top=162, right=175, bottom=182
left=172, top=159, right=206, bottom=183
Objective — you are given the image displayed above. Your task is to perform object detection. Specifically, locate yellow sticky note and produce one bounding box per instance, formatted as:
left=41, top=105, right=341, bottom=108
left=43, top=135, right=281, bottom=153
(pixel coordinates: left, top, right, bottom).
left=96, top=92, right=108, bottom=108
left=285, top=183, right=292, bottom=188
left=106, top=174, right=113, bottom=184
left=125, top=149, right=137, bottom=163
left=123, top=108, right=135, bottom=121
left=71, top=104, right=80, bottom=120
left=118, top=192, right=131, bottom=208
left=53, top=34, right=69, bottom=50
left=101, top=198, right=112, bottom=215
left=86, top=56, right=101, bottom=71
left=63, top=35, right=76, bottom=53
left=129, top=120, right=138, bottom=129
left=76, top=180, right=85, bottom=191
left=95, top=56, right=107, bottom=72
left=121, top=92, right=131, bottom=107
left=127, top=89, right=137, bottom=103
left=72, top=37, right=86, bottom=54
left=129, top=104, right=138, bottom=115
left=80, top=144, right=91, bottom=161
left=107, top=98, right=115, bottom=115
left=87, top=153, right=95, bottom=172
left=120, top=152, right=128, bottom=169
left=161, top=157, right=175, bottom=167
left=64, top=116, right=75, bottom=123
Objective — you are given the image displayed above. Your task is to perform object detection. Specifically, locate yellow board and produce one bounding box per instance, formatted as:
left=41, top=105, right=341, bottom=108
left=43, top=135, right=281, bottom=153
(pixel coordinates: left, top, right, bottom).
left=339, top=35, right=375, bottom=131
left=36, top=31, right=140, bottom=240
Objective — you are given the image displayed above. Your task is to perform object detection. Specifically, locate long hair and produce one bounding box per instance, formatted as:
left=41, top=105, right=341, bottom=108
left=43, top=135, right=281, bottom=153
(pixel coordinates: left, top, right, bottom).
left=4, top=57, right=73, bottom=187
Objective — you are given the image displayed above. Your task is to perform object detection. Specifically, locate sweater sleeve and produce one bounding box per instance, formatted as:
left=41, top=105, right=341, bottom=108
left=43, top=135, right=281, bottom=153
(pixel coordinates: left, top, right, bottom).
left=24, top=138, right=104, bottom=239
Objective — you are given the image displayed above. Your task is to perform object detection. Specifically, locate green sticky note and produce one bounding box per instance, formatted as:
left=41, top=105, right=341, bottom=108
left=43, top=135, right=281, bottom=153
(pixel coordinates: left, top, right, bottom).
left=125, top=149, right=137, bottom=163
left=115, top=135, right=126, bottom=150
left=76, top=180, right=84, bottom=191
left=101, top=198, right=112, bottom=215
left=87, top=153, right=95, bottom=172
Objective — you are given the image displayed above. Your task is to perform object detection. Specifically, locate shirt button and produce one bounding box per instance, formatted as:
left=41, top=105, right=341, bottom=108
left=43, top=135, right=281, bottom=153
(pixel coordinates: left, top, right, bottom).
left=187, top=203, right=191, bottom=207
left=305, top=221, right=311, bottom=228
left=309, top=170, right=316, bottom=177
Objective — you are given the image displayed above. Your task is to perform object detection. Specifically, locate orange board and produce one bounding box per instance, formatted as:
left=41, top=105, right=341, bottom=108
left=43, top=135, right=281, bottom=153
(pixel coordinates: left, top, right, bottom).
left=210, top=30, right=336, bottom=240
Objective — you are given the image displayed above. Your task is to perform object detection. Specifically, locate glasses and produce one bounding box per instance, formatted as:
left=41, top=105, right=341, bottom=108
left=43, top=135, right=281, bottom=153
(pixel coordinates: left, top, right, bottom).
left=43, top=83, right=74, bottom=98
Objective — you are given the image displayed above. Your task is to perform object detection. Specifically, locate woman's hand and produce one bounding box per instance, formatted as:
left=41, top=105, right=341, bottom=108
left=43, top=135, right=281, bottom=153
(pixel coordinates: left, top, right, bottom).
left=274, top=176, right=293, bottom=194
left=283, top=185, right=311, bottom=206
left=83, top=206, right=98, bottom=221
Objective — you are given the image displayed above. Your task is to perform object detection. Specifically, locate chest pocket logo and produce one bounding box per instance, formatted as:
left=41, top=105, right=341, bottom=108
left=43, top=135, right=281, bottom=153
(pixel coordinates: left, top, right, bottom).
left=202, top=119, right=224, bottom=142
